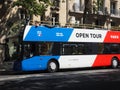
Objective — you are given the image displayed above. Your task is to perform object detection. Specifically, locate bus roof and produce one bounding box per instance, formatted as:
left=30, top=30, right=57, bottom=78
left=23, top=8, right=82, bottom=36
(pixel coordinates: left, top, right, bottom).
left=23, top=25, right=120, bottom=43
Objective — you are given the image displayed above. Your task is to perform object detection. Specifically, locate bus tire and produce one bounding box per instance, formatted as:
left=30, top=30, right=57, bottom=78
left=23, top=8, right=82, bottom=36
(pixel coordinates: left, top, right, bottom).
left=47, top=60, right=59, bottom=73
left=111, top=58, right=119, bottom=69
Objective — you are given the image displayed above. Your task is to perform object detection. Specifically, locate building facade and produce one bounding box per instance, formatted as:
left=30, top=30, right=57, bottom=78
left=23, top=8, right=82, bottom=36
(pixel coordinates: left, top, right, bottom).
left=43, top=0, right=120, bottom=29
left=6, top=0, right=120, bottom=28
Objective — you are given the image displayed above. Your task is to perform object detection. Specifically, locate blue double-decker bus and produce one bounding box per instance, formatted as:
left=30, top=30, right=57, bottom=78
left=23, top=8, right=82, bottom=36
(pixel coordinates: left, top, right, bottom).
left=13, top=25, right=120, bottom=72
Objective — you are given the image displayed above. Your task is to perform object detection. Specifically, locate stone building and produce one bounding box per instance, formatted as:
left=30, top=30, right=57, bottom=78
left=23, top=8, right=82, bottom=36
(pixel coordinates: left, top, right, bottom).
left=43, top=0, right=120, bottom=28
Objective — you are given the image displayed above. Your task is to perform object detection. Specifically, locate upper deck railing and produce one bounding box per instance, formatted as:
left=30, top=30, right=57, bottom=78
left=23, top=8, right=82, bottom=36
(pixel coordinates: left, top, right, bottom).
left=29, top=20, right=120, bottom=31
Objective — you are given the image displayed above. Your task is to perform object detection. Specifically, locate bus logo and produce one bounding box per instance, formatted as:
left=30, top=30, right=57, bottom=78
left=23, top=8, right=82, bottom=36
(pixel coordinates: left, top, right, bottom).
left=56, top=32, right=64, bottom=37
left=110, top=35, right=119, bottom=39
left=37, top=31, right=42, bottom=36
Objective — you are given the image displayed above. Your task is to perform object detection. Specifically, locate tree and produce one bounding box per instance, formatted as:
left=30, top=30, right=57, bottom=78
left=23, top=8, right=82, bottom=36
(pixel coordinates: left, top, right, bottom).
left=0, top=0, right=52, bottom=40
left=0, top=0, right=13, bottom=40
left=13, top=0, right=52, bottom=18
left=0, top=0, right=52, bottom=63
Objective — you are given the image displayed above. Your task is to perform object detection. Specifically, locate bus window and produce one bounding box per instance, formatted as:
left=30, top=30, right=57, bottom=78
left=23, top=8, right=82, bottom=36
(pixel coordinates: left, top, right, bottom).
left=98, top=43, right=104, bottom=54
left=62, top=44, right=72, bottom=55
left=102, top=43, right=120, bottom=54
left=84, top=43, right=93, bottom=54
left=103, top=44, right=111, bottom=54
left=78, top=44, right=85, bottom=54
left=80, top=43, right=100, bottom=54
left=21, top=42, right=56, bottom=58
left=110, top=44, right=120, bottom=53
left=39, top=43, right=48, bottom=55
left=71, top=44, right=78, bottom=55
left=40, top=42, right=53, bottom=55
left=62, top=44, right=78, bottom=55
left=22, top=43, right=41, bottom=59
left=23, top=44, right=31, bottom=59
left=51, top=43, right=60, bottom=55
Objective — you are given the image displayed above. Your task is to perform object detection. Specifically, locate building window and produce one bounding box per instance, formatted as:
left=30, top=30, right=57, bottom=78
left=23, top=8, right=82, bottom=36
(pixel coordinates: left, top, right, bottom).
left=110, top=1, right=117, bottom=15
left=93, top=0, right=104, bottom=14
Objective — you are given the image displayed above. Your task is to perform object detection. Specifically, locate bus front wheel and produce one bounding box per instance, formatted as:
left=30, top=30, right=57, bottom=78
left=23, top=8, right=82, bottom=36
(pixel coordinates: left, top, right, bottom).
left=47, top=60, right=59, bottom=73
left=111, top=58, right=119, bottom=69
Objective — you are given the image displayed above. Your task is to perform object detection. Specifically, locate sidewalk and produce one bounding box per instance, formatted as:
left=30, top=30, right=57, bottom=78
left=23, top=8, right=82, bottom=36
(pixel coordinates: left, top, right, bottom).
left=0, top=61, right=14, bottom=72
left=0, top=64, right=20, bottom=74
left=0, top=63, right=6, bottom=71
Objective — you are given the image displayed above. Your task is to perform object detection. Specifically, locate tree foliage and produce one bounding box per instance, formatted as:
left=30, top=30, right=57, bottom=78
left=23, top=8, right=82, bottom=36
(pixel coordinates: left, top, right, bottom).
left=13, top=0, right=52, bottom=16
left=0, top=0, right=52, bottom=39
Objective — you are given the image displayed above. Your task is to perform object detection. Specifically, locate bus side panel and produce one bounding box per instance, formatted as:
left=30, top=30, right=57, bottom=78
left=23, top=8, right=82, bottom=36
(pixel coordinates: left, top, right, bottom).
left=21, top=56, right=48, bottom=71
left=21, top=56, right=59, bottom=71
left=58, top=55, right=97, bottom=69
left=92, top=54, right=120, bottom=67
left=20, top=55, right=120, bottom=71
left=58, top=55, right=120, bottom=69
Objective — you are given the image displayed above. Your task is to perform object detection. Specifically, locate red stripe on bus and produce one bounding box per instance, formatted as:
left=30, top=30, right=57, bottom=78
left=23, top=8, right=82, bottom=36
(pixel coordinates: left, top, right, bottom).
left=92, top=55, right=113, bottom=67
left=104, top=31, right=120, bottom=43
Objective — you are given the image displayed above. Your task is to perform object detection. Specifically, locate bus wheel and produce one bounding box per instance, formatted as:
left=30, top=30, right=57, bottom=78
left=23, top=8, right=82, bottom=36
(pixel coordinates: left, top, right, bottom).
left=111, top=58, right=118, bottom=69
left=47, top=60, right=59, bottom=73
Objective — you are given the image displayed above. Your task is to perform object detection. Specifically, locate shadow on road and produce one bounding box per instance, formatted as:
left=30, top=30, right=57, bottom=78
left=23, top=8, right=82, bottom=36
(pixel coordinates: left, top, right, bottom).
left=0, top=66, right=116, bottom=75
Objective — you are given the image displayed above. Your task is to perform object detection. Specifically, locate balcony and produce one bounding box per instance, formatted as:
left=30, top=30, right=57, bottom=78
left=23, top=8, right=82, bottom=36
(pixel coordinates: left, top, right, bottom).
left=110, top=9, right=120, bottom=18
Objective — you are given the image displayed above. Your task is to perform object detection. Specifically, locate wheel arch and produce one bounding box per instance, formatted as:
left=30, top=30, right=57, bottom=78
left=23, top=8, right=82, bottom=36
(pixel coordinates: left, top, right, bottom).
left=47, top=58, right=60, bottom=70
left=112, top=56, right=119, bottom=63
left=47, top=58, right=60, bottom=72
left=111, top=56, right=119, bottom=68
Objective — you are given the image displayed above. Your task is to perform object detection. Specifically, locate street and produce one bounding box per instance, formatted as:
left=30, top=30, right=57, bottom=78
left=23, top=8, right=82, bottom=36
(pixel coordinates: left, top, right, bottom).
left=0, top=68, right=120, bottom=90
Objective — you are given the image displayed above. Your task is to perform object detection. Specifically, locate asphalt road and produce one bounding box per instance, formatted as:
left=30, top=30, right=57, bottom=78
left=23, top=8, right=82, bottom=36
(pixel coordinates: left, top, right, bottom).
left=0, top=68, right=120, bottom=90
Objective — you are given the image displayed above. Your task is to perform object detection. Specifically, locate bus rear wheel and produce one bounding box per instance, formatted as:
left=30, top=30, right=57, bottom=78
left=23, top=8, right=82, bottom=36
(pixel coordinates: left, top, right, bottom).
left=111, top=58, right=119, bottom=69
left=47, top=60, right=59, bottom=73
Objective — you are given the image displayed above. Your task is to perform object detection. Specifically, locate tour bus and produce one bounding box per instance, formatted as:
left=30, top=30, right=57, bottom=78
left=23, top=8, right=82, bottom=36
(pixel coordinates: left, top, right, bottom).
left=13, top=25, right=120, bottom=72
